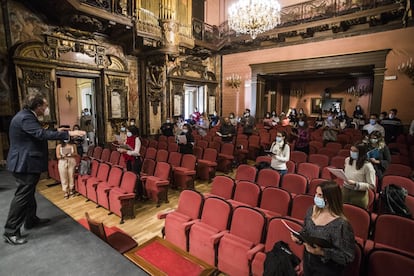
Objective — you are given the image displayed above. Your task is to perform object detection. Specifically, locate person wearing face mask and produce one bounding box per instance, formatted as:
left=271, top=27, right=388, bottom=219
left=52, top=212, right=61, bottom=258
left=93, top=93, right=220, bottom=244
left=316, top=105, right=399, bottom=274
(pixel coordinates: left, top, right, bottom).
left=352, top=105, right=365, bottom=129
left=270, top=110, right=280, bottom=126
left=343, top=143, right=376, bottom=209
left=228, top=112, right=237, bottom=126
left=195, top=113, right=209, bottom=137
left=270, top=131, right=290, bottom=175
left=240, top=108, right=255, bottom=135
left=117, top=125, right=143, bottom=199
left=362, top=113, right=385, bottom=138
left=80, top=108, right=95, bottom=146
left=367, top=131, right=391, bottom=182
left=56, top=136, right=78, bottom=199
left=263, top=112, right=273, bottom=129
left=218, top=117, right=236, bottom=143
left=381, top=108, right=403, bottom=143
left=293, top=119, right=310, bottom=154
left=291, top=181, right=355, bottom=276
left=322, top=111, right=339, bottom=145
left=177, top=123, right=194, bottom=154
left=160, top=117, right=175, bottom=137
left=4, top=93, right=86, bottom=245
left=210, top=110, right=220, bottom=127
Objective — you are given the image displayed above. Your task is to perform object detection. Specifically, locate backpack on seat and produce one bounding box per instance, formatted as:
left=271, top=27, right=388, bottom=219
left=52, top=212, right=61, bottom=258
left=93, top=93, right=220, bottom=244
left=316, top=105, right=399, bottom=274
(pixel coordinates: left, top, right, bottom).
left=380, top=184, right=412, bottom=219
left=264, top=241, right=300, bottom=276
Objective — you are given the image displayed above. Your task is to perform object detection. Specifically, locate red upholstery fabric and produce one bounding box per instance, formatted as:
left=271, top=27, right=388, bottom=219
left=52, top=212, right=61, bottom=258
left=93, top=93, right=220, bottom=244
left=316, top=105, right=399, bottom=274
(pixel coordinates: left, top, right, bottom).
left=257, top=187, right=291, bottom=218
left=174, top=154, right=197, bottom=190
left=108, top=150, right=121, bottom=165
left=330, top=155, right=346, bottom=169
left=256, top=169, right=280, bottom=189
left=382, top=175, right=414, bottom=195
left=384, top=164, right=412, bottom=178
left=76, top=159, right=99, bottom=195
left=204, top=176, right=235, bottom=199
left=307, top=178, right=328, bottom=195
left=157, top=141, right=168, bottom=150
left=308, top=153, right=330, bottom=168
left=286, top=160, right=296, bottom=174
left=164, top=190, right=204, bottom=250
left=96, top=166, right=123, bottom=209
left=290, top=194, right=314, bottom=223
left=85, top=162, right=110, bottom=201
left=92, top=146, right=103, bottom=160
left=145, top=147, right=157, bottom=160
left=197, top=148, right=218, bottom=181
left=235, top=164, right=257, bottom=183
left=168, top=142, right=179, bottom=152
left=100, top=148, right=111, bottom=162
left=217, top=143, right=235, bottom=173
left=108, top=171, right=137, bottom=220
left=297, top=162, right=321, bottom=182
left=343, top=203, right=371, bottom=242
left=344, top=242, right=363, bottom=276
left=367, top=249, right=414, bottom=276
left=251, top=217, right=303, bottom=276
left=290, top=151, right=308, bottom=165
left=217, top=206, right=266, bottom=276
left=167, top=151, right=182, bottom=170
left=227, top=181, right=261, bottom=208
left=145, top=162, right=171, bottom=207
left=325, top=142, right=343, bottom=151
left=255, top=155, right=271, bottom=166
left=248, top=135, right=261, bottom=160
left=188, top=197, right=232, bottom=266
left=155, top=149, right=169, bottom=162
left=281, top=173, right=308, bottom=196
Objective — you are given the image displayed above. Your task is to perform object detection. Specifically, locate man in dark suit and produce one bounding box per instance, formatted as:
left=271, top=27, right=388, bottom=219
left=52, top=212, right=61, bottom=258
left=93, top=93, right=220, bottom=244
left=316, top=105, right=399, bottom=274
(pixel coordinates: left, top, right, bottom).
left=3, top=93, right=85, bottom=245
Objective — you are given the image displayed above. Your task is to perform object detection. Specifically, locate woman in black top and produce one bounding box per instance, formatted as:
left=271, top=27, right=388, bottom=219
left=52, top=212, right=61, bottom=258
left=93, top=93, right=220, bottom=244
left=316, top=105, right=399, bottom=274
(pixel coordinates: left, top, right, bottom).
left=177, top=123, right=194, bottom=154
left=291, top=181, right=355, bottom=276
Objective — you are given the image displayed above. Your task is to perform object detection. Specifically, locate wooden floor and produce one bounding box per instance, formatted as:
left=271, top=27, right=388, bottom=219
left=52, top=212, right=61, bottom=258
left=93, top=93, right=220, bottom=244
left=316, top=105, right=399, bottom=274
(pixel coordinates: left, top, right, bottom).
left=37, top=171, right=233, bottom=246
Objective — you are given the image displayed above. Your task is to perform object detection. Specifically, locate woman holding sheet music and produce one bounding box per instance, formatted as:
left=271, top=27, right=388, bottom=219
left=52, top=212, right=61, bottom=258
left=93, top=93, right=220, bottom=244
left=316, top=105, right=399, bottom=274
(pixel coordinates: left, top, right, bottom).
left=343, top=143, right=376, bottom=208
left=291, top=181, right=355, bottom=276
left=367, top=131, right=391, bottom=181
left=177, top=123, right=194, bottom=154
left=270, top=131, right=290, bottom=176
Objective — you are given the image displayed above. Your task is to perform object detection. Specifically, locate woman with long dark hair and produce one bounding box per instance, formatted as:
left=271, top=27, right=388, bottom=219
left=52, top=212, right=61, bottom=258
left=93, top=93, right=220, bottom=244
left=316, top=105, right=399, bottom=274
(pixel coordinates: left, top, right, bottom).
left=343, top=143, right=376, bottom=208
left=270, top=131, right=290, bottom=175
left=291, top=181, right=355, bottom=276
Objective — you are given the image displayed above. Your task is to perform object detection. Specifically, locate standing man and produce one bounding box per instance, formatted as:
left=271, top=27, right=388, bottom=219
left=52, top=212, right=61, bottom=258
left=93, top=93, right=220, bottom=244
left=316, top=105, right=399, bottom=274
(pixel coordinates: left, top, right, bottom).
left=4, top=93, right=85, bottom=245
left=240, top=108, right=255, bottom=135
left=80, top=108, right=95, bottom=147
left=381, top=108, right=403, bottom=143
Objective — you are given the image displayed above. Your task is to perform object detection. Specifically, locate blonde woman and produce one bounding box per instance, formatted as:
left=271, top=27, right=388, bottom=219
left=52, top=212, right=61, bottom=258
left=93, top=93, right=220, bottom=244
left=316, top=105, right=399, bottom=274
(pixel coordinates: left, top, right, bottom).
left=56, top=138, right=78, bottom=199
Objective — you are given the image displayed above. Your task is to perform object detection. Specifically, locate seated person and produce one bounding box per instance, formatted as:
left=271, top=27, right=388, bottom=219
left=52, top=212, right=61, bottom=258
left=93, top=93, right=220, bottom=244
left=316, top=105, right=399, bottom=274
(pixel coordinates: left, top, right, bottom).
left=217, top=117, right=236, bottom=143
left=160, top=117, right=175, bottom=137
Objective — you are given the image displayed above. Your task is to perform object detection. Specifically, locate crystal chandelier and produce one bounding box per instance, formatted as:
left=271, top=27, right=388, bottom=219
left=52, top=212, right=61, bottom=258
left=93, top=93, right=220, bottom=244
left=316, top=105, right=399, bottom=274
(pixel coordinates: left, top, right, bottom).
left=228, top=0, right=281, bottom=39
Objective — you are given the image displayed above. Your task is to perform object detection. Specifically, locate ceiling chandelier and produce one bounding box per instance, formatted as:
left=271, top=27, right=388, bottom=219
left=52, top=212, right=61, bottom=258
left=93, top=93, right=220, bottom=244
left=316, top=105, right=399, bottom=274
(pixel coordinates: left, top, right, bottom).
left=228, top=0, right=281, bottom=39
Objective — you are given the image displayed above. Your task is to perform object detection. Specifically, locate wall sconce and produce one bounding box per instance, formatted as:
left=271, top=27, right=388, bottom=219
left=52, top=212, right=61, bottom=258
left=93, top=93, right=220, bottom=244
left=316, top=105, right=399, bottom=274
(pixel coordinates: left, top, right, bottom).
left=65, top=90, right=73, bottom=104
left=347, top=85, right=370, bottom=97
left=290, top=88, right=305, bottom=98
left=225, top=74, right=242, bottom=89
left=398, top=57, right=414, bottom=84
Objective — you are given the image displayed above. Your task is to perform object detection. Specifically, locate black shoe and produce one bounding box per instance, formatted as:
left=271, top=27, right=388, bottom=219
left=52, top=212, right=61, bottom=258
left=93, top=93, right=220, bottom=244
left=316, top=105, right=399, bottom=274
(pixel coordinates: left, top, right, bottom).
left=3, top=233, right=27, bottom=245
left=25, top=218, right=51, bottom=229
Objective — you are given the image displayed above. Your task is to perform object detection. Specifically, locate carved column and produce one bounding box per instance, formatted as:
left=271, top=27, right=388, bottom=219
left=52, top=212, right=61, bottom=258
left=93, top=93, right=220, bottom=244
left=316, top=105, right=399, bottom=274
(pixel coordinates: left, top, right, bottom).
left=371, top=67, right=386, bottom=115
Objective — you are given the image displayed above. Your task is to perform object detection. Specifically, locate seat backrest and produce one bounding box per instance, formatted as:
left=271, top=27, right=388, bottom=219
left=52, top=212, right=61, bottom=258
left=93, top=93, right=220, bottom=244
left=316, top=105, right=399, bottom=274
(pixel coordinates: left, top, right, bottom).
left=281, top=173, right=308, bottom=195
left=155, top=149, right=169, bottom=162
left=196, top=140, right=209, bottom=149
left=210, top=176, right=235, bottom=199
left=256, top=168, right=281, bottom=189
left=93, top=146, right=103, bottom=160
left=167, top=142, right=179, bottom=152
left=85, top=212, right=107, bottom=242
left=233, top=181, right=261, bottom=207
left=286, top=160, right=296, bottom=174
left=317, top=148, right=337, bottom=159
left=119, top=171, right=137, bottom=193
left=167, top=151, right=182, bottom=168
left=260, top=187, right=291, bottom=216
left=157, top=141, right=168, bottom=150
left=373, top=214, right=414, bottom=254
left=158, top=135, right=167, bottom=143
left=167, top=136, right=176, bottom=144
left=337, top=149, right=350, bottom=157
left=382, top=175, right=414, bottom=195
left=326, top=142, right=343, bottom=151
left=290, top=194, right=314, bottom=221
left=201, top=197, right=232, bottom=231
left=235, top=139, right=249, bottom=151
left=100, top=148, right=111, bottom=162
left=330, top=156, right=346, bottom=169
left=343, top=203, right=371, bottom=240
left=220, top=143, right=234, bottom=156
left=193, top=146, right=204, bottom=160
left=290, top=151, right=308, bottom=165
left=106, top=166, right=124, bottom=187
left=96, top=162, right=111, bottom=181
left=140, top=158, right=156, bottom=176
left=255, top=155, right=271, bottom=165
left=384, top=164, right=412, bottom=178
left=180, top=154, right=197, bottom=170
left=308, top=178, right=328, bottom=195
left=108, top=150, right=121, bottom=165
left=208, top=141, right=221, bottom=153
left=264, top=217, right=304, bottom=261
left=145, top=147, right=157, bottom=160
left=309, top=141, right=323, bottom=149
left=229, top=206, right=266, bottom=244
left=297, top=162, right=320, bottom=182
left=148, top=139, right=158, bottom=149
left=367, top=249, right=414, bottom=276
left=248, top=135, right=260, bottom=146
left=86, top=145, right=95, bottom=157
left=235, top=164, right=257, bottom=182
left=202, top=148, right=218, bottom=162
left=344, top=242, right=363, bottom=276
left=308, top=154, right=330, bottom=168
left=89, top=159, right=100, bottom=177
left=176, top=190, right=204, bottom=219
left=153, top=162, right=171, bottom=180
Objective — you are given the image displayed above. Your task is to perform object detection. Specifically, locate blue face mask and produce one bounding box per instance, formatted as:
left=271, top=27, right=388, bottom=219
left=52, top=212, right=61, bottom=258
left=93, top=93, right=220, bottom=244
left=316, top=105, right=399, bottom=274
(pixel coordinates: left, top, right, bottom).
left=314, top=196, right=326, bottom=208
left=276, top=137, right=282, bottom=143
left=350, top=151, right=359, bottom=160
left=369, top=119, right=376, bottom=125
left=120, top=127, right=126, bottom=132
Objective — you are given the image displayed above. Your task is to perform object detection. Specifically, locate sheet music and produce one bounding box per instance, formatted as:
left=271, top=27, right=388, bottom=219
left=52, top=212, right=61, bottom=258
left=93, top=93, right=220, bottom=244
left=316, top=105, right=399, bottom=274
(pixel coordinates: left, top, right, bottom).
left=177, top=135, right=187, bottom=144
left=326, top=167, right=349, bottom=181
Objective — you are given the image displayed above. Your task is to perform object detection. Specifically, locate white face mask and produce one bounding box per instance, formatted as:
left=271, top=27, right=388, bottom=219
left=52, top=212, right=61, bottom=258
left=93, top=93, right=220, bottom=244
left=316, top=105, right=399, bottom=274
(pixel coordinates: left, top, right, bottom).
left=298, top=121, right=305, bottom=127
left=126, top=132, right=132, bottom=137
left=43, top=107, right=50, bottom=117
left=182, top=129, right=188, bottom=133
left=166, top=120, right=170, bottom=123
left=276, top=137, right=282, bottom=143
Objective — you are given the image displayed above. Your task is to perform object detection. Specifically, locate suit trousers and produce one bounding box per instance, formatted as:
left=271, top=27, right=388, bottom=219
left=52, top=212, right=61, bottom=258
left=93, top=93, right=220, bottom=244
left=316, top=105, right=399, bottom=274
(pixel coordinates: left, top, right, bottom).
left=4, top=172, right=40, bottom=235
left=58, top=157, right=76, bottom=193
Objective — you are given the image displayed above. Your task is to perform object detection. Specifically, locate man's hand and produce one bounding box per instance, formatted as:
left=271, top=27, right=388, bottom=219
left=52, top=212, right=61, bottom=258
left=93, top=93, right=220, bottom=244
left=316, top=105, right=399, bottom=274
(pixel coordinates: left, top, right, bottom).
left=68, top=130, right=86, bottom=137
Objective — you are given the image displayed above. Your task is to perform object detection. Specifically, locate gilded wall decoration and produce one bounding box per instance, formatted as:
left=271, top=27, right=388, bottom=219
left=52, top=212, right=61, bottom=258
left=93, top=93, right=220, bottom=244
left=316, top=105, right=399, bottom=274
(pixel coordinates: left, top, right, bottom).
left=127, top=57, right=139, bottom=117
left=147, top=63, right=165, bottom=115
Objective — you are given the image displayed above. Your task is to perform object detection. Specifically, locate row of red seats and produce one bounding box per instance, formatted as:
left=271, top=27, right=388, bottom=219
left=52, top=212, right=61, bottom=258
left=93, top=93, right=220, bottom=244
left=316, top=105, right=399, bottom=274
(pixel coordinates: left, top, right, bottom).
left=160, top=190, right=414, bottom=276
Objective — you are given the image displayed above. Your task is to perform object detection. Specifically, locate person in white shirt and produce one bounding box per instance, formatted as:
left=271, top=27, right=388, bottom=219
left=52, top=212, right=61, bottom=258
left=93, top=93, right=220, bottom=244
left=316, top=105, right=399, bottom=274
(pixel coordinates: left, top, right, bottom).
left=362, top=113, right=385, bottom=137
left=343, top=143, right=376, bottom=209
left=270, top=131, right=290, bottom=175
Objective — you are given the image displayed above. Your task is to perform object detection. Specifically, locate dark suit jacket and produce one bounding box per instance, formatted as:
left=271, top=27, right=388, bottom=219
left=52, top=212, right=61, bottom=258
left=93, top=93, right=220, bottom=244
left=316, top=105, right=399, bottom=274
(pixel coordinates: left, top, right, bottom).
left=7, top=109, right=69, bottom=173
